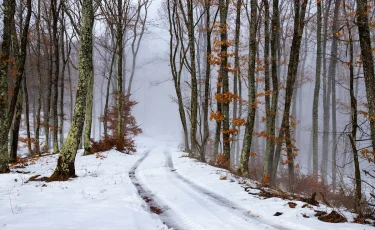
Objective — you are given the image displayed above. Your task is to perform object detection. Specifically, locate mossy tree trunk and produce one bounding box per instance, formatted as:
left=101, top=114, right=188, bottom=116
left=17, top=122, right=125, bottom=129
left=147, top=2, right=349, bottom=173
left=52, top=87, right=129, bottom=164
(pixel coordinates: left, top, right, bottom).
left=84, top=63, right=94, bottom=156
left=0, top=0, right=15, bottom=173
left=49, top=0, right=94, bottom=181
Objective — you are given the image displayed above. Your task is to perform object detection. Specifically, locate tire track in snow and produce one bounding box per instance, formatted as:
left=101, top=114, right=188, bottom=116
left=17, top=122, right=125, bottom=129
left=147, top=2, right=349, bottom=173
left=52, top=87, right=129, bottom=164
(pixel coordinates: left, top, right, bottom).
left=164, top=151, right=292, bottom=230
left=129, top=150, right=178, bottom=230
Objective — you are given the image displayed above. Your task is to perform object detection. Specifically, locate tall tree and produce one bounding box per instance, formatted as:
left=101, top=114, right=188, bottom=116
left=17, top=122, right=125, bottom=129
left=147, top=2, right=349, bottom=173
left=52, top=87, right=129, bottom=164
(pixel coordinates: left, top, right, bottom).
left=312, top=0, right=322, bottom=179
left=356, top=0, right=375, bottom=163
left=49, top=0, right=94, bottom=180
left=52, top=0, right=61, bottom=154
left=262, top=0, right=271, bottom=183
left=239, top=0, right=258, bottom=176
left=231, top=0, right=242, bottom=167
left=328, top=0, right=340, bottom=190
left=0, top=0, right=16, bottom=173
left=267, top=0, right=279, bottom=184
left=345, top=2, right=361, bottom=214
left=167, top=0, right=190, bottom=153
left=271, top=0, right=308, bottom=191
left=35, top=0, right=42, bottom=155
left=321, top=0, right=332, bottom=184
left=9, top=83, right=23, bottom=162
left=219, top=0, right=230, bottom=161
left=117, top=0, right=124, bottom=138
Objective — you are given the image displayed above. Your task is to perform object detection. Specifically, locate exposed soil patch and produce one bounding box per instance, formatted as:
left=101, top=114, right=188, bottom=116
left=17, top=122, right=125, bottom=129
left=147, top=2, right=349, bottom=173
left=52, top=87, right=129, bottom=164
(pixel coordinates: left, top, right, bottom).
left=318, top=211, right=347, bottom=223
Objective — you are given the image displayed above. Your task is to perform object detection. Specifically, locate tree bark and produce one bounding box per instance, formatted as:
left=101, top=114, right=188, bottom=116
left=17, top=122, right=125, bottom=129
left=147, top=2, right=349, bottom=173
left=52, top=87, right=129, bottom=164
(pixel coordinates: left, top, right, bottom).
left=262, top=0, right=271, bottom=184
left=329, top=0, right=340, bottom=190
left=321, top=0, right=332, bottom=184
left=35, top=0, right=42, bottom=155
left=356, top=0, right=375, bottom=164
left=103, top=44, right=117, bottom=138
left=23, top=74, right=32, bottom=155
left=219, top=0, right=230, bottom=161
left=10, top=86, right=23, bottom=163
left=49, top=0, right=94, bottom=181
left=267, top=0, right=279, bottom=183
left=117, top=0, right=124, bottom=138
left=312, top=0, right=322, bottom=179
left=83, top=59, right=94, bottom=155
left=0, top=0, right=15, bottom=172
left=231, top=0, right=242, bottom=168
left=52, top=0, right=60, bottom=154
left=44, top=31, right=53, bottom=153
left=186, top=0, right=198, bottom=156
left=271, top=0, right=308, bottom=191
left=239, top=0, right=258, bottom=176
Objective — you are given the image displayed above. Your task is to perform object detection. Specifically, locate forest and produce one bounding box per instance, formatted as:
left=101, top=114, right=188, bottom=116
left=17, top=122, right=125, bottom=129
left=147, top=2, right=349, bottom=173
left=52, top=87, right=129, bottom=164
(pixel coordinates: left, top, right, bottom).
left=1, top=0, right=375, bottom=228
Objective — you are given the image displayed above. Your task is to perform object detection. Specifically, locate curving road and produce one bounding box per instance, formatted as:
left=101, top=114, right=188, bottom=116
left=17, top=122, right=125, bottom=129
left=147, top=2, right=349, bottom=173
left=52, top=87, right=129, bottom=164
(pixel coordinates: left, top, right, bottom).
left=130, top=146, right=289, bottom=230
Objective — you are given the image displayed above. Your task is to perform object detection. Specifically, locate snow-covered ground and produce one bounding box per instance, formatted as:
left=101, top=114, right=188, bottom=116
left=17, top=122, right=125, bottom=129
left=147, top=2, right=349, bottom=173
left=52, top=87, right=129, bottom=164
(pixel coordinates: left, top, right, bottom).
left=1, top=136, right=374, bottom=229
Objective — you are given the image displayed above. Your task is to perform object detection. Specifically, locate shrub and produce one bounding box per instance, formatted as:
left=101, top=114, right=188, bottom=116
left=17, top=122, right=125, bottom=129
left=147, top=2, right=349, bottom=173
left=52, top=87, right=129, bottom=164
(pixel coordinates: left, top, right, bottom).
left=92, top=92, right=141, bottom=154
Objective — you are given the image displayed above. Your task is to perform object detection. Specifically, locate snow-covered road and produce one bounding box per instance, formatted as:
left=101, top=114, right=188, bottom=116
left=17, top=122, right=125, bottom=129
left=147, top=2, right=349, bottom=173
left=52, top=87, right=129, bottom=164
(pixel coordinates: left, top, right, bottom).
left=133, top=146, right=280, bottom=230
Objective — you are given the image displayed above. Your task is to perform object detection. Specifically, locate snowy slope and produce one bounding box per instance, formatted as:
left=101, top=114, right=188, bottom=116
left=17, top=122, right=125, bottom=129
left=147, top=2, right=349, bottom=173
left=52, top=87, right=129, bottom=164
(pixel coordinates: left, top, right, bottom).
left=1, top=135, right=374, bottom=229
left=0, top=145, right=168, bottom=230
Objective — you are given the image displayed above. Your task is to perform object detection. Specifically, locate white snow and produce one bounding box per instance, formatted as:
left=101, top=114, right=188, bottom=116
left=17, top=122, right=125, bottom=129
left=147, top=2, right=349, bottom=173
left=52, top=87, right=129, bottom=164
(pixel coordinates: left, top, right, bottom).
left=1, top=135, right=374, bottom=230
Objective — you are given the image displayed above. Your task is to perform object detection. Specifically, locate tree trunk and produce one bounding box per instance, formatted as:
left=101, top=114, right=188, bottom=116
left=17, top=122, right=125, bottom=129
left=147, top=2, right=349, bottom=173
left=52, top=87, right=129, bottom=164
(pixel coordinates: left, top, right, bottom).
left=199, top=0, right=212, bottom=163
left=52, top=0, right=60, bottom=154
left=356, top=0, right=375, bottom=164
left=267, top=0, right=279, bottom=183
left=262, top=0, right=271, bottom=184
left=186, top=0, right=198, bottom=156
left=239, top=0, right=258, bottom=176
left=117, top=0, right=124, bottom=138
left=346, top=9, right=361, bottom=213
left=219, top=0, right=230, bottom=162
left=23, top=75, right=32, bottom=155
left=84, top=61, right=94, bottom=155
left=312, top=0, right=322, bottom=179
left=35, top=0, right=42, bottom=155
left=60, top=18, right=69, bottom=148
left=231, top=0, right=242, bottom=168
left=10, top=85, right=23, bottom=162
left=44, top=33, right=53, bottom=153
left=68, top=63, right=74, bottom=121
left=271, top=0, right=308, bottom=190
left=329, top=0, right=340, bottom=190
left=49, top=0, right=94, bottom=181
left=0, top=0, right=15, bottom=172
left=103, top=44, right=117, bottom=138
left=321, top=0, right=332, bottom=184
